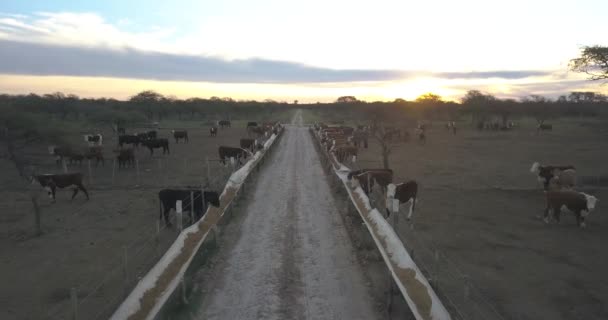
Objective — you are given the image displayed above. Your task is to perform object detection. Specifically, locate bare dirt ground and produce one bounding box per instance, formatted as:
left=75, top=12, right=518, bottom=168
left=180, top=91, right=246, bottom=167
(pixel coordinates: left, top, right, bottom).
left=0, top=114, right=292, bottom=320
left=169, top=112, right=383, bottom=320
left=335, top=117, right=608, bottom=320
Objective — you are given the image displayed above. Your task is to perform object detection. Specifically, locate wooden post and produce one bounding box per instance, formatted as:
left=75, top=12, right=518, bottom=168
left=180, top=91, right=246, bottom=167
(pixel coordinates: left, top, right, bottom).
left=123, top=245, right=129, bottom=294
left=71, top=287, right=78, bottom=320
left=176, top=200, right=183, bottom=232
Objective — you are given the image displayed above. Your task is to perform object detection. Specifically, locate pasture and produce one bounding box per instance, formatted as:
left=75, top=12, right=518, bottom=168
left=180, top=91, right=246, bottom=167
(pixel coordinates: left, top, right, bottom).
left=307, top=110, right=608, bottom=320
left=0, top=113, right=292, bottom=320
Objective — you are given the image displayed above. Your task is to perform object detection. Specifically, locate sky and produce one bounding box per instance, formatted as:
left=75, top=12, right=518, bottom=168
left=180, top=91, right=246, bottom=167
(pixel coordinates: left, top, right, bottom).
left=0, top=0, right=606, bottom=102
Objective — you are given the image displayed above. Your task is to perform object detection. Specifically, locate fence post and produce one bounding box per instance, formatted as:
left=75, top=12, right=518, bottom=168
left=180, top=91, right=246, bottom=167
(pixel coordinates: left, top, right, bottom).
left=62, top=159, right=68, bottom=173
left=176, top=200, right=183, bottom=232
left=71, top=287, right=78, bottom=320
left=123, top=245, right=129, bottom=295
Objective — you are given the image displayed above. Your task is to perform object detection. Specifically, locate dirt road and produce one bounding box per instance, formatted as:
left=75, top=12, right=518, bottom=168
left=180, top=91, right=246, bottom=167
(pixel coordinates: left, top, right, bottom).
left=184, top=111, right=380, bottom=319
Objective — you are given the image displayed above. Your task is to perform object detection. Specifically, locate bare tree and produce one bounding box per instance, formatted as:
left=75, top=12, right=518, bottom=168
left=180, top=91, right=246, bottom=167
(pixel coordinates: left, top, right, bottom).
left=570, top=45, right=608, bottom=81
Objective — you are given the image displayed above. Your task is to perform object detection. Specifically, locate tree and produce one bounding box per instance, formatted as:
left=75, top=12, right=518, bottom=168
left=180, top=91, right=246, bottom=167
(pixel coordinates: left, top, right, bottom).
left=129, top=90, right=164, bottom=120
left=415, top=93, right=442, bottom=104
left=336, top=96, right=358, bottom=103
left=569, top=46, right=608, bottom=81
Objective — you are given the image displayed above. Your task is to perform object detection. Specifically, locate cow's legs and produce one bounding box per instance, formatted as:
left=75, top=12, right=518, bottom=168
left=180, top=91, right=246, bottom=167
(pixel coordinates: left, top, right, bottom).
left=71, top=187, right=80, bottom=200
left=553, top=207, right=561, bottom=223
left=543, top=205, right=551, bottom=223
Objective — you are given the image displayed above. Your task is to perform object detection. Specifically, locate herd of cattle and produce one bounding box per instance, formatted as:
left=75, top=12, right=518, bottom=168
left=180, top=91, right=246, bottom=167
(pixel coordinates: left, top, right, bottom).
left=313, top=121, right=599, bottom=229
left=32, top=120, right=283, bottom=228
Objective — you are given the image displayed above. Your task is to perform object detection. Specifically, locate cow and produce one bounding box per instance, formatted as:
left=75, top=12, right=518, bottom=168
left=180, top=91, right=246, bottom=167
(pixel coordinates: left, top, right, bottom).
left=83, top=134, right=103, bottom=146
left=117, top=127, right=126, bottom=135
left=544, top=190, right=598, bottom=227
left=118, top=135, right=140, bottom=147
left=218, top=120, right=231, bottom=128
left=335, top=145, right=358, bottom=163
left=218, top=146, right=250, bottom=165
left=116, top=148, right=135, bottom=168
left=538, top=124, right=553, bottom=131
left=416, top=127, right=426, bottom=144
left=172, top=130, right=189, bottom=143
left=85, top=146, right=105, bottom=166
left=67, top=152, right=85, bottom=166
left=247, top=122, right=258, bottom=128
left=386, top=182, right=418, bottom=219
left=137, top=130, right=157, bottom=142
left=352, top=131, right=369, bottom=148
left=240, top=138, right=258, bottom=152
left=32, top=173, right=89, bottom=202
left=530, top=162, right=576, bottom=191
left=348, top=169, right=394, bottom=194
left=210, top=127, right=218, bottom=137
left=141, top=138, right=170, bottom=155
left=158, top=189, right=220, bottom=227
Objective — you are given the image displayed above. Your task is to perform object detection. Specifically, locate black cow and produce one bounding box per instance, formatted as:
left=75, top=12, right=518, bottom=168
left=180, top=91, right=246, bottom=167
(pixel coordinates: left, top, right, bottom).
left=137, top=130, right=157, bottom=141
left=240, top=138, right=258, bottom=152
left=248, top=126, right=266, bottom=137
left=247, top=122, right=258, bottom=128
left=172, top=130, right=189, bottom=143
left=49, top=146, right=72, bottom=165
left=218, top=120, right=231, bottom=128
left=158, top=189, right=220, bottom=226
left=68, top=153, right=85, bottom=165
left=117, top=127, right=126, bottom=135
left=116, top=148, right=135, bottom=168
left=141, top=138, right=170, bottom=155
left=118, top=135, right=140, bottom=147
left=210, top=127, right=218, bottom=137
left=218, top=146, right=249, bottom=165
left=386, top=181, right=418, bottom=219
left=32, top=173, right=89, bottom=201
left=538, top=124, right=553, bottom=131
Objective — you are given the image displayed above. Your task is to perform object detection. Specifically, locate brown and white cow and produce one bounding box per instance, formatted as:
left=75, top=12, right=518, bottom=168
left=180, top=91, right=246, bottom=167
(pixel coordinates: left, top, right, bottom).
left=348, top=169, right=394, bottom=194
left=544, top=190, right=598, bottom=227
left=334, top=145, right=358, bottom=163
left=32, top=173, right=89, bottom=201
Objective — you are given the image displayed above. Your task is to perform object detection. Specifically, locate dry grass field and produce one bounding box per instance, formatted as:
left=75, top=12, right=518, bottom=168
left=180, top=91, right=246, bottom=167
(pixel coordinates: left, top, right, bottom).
left=0, top=113, right=292, bottom=320
left=306, top=110, right=608, bottom=320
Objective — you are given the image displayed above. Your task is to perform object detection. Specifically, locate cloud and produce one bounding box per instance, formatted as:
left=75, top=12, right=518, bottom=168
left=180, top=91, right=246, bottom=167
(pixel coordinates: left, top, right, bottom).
left=0, top=39, right=553, bottom=84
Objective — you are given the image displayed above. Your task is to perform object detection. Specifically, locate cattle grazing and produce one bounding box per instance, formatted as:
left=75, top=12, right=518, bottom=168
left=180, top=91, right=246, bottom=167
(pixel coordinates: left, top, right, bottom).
left=118, top=135, right=140, bottom=147
left=386, top=182, right=418, bottom=219
left=32, top=173, right=89, bottom=202
left=158, top=189, right=220, bottom=227
left=210, top=127, right=218, bottom=137
left=141, top=138, right=170, bottom=155
left=530, top=162, right=576, bottom=190
left=116, top=148, right=135, bottom=168
left=218, top=120, right=231, bottom=128
left=218, top=146, right=250, bottom=165
left=544, top=190, right=598, bottom=227
left=83, top=134, right=103, bottom=146
left=172, top=130, right=189, bottom=143
left=348, top=169, right=394, bottom=194
left=240, top=138, right=258, bottom=152
left=537, top=124, right=553, bottom=131
left=85, top=146, right=105, bottom=166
